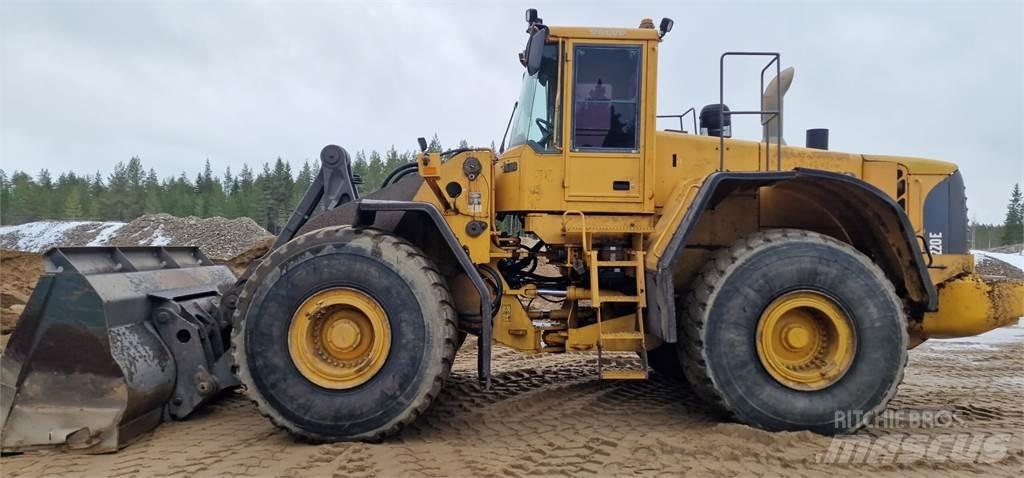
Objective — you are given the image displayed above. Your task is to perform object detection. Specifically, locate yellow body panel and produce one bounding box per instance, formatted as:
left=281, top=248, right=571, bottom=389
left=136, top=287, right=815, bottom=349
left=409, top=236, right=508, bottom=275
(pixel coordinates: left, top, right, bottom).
left=411, top=151, right=494, bottom=264
left=921, top=276, right=1024, bottom=338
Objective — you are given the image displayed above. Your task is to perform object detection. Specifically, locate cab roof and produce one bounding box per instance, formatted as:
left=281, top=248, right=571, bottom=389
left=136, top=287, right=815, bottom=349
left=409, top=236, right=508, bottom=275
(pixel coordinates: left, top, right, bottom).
left=547, top=26, right=661, bottom=42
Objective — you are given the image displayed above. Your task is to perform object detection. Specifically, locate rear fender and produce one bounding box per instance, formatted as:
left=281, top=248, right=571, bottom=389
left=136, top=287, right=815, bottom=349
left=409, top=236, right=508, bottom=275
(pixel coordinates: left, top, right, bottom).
left=647, top=168, right=936, bottom=342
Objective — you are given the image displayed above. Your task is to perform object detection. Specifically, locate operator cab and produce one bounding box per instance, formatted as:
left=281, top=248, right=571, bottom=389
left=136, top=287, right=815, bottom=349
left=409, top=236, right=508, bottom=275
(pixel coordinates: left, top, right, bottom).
left=495, top=10, right=671, bottom=214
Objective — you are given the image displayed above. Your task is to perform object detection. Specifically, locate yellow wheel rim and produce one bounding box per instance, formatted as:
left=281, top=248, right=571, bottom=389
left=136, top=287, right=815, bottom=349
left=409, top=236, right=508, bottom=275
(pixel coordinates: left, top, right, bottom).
left=756, top=291, right=856, bottom=391
left=288, top=288, right=391, bottom=389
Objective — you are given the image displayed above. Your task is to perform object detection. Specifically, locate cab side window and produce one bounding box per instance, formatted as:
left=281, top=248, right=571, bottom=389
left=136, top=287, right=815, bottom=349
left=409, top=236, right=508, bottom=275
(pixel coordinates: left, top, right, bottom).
left=572, top=45, right=642, bottom=151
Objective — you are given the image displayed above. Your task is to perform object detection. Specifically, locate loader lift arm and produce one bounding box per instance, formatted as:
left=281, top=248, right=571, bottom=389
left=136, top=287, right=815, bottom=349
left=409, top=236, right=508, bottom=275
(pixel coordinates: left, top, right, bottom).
left=274, top=144, right=361, bottom=250
left=220, top=144, right=361, bottom=322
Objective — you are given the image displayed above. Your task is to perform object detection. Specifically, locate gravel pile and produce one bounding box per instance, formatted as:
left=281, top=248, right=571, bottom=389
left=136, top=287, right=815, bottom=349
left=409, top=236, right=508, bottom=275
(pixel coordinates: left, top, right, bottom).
left=976, top=254, right=1024, bottom=279
left=108, top=214, right=273, bottom=261
left=0, top=215, right=272, bottom=262
left=987, top=243, right=1023, bottom=254
left=0, top=221, right=125, bottom=251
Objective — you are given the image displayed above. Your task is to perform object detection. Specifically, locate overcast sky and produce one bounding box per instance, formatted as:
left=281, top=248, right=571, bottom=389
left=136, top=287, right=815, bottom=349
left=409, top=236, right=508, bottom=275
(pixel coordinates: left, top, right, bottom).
left=1, top=0, right=1021, bottom=223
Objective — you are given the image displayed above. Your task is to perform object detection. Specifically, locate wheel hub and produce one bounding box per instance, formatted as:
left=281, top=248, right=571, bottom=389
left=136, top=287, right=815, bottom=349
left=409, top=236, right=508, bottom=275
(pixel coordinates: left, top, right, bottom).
left=324, top=319, right=362, bottom=354
left=756, top=291, right=856, bottom=391
left=288, top=288, right=391, bottom=389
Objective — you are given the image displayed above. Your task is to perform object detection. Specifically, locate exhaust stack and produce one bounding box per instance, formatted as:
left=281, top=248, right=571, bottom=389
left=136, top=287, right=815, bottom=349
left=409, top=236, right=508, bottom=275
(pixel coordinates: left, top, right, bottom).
left=762, top=67, right=795, bottom=145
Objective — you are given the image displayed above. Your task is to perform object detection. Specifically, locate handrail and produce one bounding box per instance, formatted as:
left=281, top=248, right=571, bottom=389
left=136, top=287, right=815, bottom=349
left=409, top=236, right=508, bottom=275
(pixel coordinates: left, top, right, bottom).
left=718, top=52, right=783, bottom=172
left=656, top=107, right=697, bottom=134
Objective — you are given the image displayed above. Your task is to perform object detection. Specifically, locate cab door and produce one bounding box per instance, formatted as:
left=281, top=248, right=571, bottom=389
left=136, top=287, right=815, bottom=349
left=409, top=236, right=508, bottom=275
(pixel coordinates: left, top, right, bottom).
left=563, top=40, right=649, bottom=211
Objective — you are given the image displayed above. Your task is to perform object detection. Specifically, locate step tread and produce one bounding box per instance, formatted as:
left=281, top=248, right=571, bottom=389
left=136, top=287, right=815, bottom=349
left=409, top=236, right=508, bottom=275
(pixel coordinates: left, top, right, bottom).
left=594, top=260, right=638, bottom=267
left=600, top=331, right=644, bottom=340
left=600, top=369, right=648, bottom=380
left=598, top=295, right=642, bottom=303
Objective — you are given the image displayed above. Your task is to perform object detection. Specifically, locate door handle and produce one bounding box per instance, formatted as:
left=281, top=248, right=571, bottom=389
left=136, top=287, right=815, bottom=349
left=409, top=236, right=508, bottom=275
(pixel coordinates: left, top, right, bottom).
left=612, top=181, right=630, bottom=191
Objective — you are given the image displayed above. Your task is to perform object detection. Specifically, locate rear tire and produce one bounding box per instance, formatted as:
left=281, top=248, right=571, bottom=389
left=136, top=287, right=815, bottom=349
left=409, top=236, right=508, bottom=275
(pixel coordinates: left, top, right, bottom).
left=646, top=344, right=685, bottom=380
left=679, top=229, right=907, bottom=434
left=232, top=226, right=457, bottom=442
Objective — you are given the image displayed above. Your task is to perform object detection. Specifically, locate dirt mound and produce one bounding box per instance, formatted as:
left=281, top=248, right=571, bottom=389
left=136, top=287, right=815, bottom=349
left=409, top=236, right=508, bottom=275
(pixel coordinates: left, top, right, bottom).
left=0, top=215, right=273, bottom=262
left=0, top=221, right=126, bottom=251
left=0, top=250, right=42, bottom=336
left=108, top=214, right=272, bottom=261
left=987, top=243, right=1023, bottom=254
left=222, top=238, right=273, bottom=275
left=976, top=254, right=1024, bottom=279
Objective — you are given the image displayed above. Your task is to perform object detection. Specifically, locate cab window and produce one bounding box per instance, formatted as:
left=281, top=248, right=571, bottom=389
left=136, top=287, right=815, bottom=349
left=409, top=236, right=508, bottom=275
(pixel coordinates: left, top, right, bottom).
left=571, top=45, right=642, bottom=151
left=508, top=43, right=561, bottom=152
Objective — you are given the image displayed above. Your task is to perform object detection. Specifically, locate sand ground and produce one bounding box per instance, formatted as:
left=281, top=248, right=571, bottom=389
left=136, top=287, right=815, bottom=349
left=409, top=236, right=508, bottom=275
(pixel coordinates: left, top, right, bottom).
left=2, top=332, right=1021, bottom=477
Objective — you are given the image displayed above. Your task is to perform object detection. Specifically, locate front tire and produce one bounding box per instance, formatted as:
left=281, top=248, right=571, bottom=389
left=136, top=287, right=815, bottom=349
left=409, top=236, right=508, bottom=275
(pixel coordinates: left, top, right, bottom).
left=679, top=229, right=907, bottom=434
left=232, top=226, right=457, bottom=442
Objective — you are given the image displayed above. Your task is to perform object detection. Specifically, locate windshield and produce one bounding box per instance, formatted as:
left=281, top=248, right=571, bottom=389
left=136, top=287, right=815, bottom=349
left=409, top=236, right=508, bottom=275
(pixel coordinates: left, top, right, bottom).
left=507, top=43, right=560, bottom=152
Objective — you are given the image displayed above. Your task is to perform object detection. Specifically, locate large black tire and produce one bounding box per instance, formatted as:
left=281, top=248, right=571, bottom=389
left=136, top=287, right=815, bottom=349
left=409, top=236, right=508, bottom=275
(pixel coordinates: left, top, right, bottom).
left=232, top=226, right=457, bottom=442
left=679, top=229, right=907, bottom=434
left=646, top=344, right=685, bottom=380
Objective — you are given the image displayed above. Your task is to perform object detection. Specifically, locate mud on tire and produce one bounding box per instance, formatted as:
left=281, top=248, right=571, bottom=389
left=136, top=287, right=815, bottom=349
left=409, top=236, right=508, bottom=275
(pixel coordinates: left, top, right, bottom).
left=679, top=229, right=908, bottom=434
left=231, top=226, right=457, bottom=442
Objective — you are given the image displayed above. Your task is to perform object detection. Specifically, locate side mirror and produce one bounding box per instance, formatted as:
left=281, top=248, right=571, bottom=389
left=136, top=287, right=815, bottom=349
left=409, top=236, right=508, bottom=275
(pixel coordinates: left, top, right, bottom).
left=524, top=26, right=549, bottom=76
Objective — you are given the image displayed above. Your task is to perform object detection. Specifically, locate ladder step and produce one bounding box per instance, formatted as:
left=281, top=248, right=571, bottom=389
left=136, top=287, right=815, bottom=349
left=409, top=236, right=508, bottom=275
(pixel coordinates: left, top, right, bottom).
left=600, top=369, right=648, bottom=380
left=600, top=295, right=642, bottom=303
left=595, top=260, right=637, bottom=267
left=600, top=331, right=644, bottom=340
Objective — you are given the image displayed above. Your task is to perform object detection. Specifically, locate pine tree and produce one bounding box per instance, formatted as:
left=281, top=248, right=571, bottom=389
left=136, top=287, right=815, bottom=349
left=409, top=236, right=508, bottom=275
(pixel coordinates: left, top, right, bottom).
left=7, top=172, right=38, bottom=223
left=427, top=133, right=443, bottom=153
left=383, top=146, right=403, bottom=179
left=366, top=151, right=385, bottom=191
left=236, top=164, right=255, bottom=220
left=0, top=170, right=9, bottom=224
left=37, top=169, right=55, bottom=219
left=1002, top=183, right=1023, bottom=246
left=352, top=150, right=370, bottom=196
left=125, top=156, right=145, bottom=219
left=87, top=172, right=104, bottom=219
left=292, top=160, right=314, bottom=208
left=143, top=169, right=162, bottom=214
left=62, top=187, right=84, bottom=219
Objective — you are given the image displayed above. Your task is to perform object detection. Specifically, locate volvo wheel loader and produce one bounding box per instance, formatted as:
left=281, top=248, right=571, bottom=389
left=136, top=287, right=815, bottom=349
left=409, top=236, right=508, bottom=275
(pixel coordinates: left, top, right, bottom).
left=3, top=10, right=1022, bottom=452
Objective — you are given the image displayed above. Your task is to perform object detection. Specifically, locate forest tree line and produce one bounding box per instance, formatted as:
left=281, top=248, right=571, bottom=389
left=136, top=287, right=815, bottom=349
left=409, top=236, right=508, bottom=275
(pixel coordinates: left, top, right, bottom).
left=1, top=142, right=1022, bottom=248
left=0, top=135, right=470, bottom=233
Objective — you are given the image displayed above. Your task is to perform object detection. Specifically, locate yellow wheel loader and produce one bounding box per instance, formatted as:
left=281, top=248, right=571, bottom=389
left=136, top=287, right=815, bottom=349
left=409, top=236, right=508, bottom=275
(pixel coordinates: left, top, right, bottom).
left=3, top=10, right=1022, bottom=451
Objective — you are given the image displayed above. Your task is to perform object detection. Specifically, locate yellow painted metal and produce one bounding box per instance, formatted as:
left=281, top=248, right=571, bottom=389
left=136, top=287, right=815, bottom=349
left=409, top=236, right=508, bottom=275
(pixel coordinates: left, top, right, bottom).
left=493, top=295, right=542, bottom=352
left=600, top=370, right=648, bottom=380
left=548, top=26, right=661, bottom=41
left=393, top=19, right=1005, bottom=360
left=412, top=151, right=494, bottom=264
left=523, top=213, right=653, bottom=245
left=863, top=155, right=958, bottom=176
left=922, top=275, right=1024, bottom=338
left=927, top=254, right=975, bottom=285
left=566, top=314, right=641, bottom=351
left=862, top=161, right=898, bottom=199
left=756, top=291, right=856, bottom=391
left=288, top=288, right=391, bottom=390
left=561, top=37, right=656, bottom=213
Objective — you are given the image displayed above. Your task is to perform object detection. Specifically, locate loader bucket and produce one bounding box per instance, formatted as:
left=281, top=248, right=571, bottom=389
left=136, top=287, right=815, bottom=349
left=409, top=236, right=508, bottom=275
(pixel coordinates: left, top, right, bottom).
left=0, top=247, right=238, bottom=453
